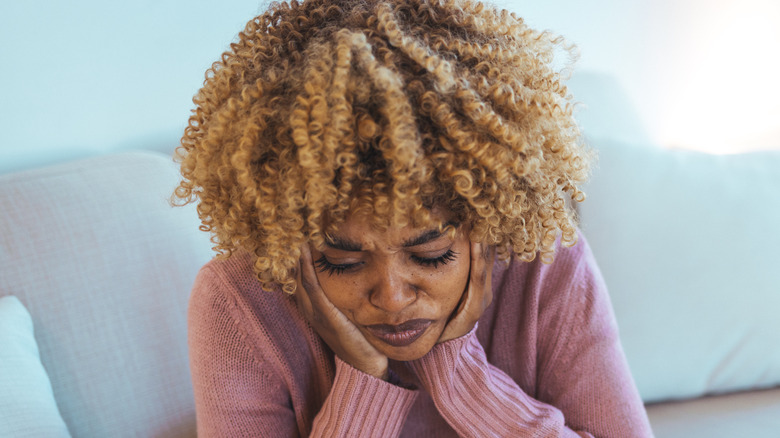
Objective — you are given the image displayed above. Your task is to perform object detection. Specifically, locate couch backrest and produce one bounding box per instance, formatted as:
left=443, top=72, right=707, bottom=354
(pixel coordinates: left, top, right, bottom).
left=580, top=139, right=780, bottom=403
left=0, top=152, right=213, bottom=437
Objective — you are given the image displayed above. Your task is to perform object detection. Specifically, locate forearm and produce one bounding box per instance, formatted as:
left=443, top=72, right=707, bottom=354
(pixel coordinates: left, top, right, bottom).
left=409, top=328, right=588, bottom=438
left=311, top=357, right=418, bottom=437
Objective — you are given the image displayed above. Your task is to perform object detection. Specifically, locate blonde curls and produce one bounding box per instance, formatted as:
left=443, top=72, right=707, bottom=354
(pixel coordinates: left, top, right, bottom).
left=174, top=0, right=592, bottom=293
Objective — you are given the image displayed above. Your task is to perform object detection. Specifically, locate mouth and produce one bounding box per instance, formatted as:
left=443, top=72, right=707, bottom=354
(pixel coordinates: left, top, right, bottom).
left=364, top=319, right=433, bottom=347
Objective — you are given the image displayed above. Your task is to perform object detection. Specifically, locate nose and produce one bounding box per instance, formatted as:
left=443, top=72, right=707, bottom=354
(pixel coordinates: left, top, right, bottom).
left=368, top=264, right=417, bottom=313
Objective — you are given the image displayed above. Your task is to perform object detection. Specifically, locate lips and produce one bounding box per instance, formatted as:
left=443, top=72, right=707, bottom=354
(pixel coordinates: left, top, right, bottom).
left=364, top=319, right=433, bottom=347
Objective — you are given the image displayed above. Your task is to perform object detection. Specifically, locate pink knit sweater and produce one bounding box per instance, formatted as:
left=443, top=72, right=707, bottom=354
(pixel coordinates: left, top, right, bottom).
left=188, top=235, right=654, bottom=437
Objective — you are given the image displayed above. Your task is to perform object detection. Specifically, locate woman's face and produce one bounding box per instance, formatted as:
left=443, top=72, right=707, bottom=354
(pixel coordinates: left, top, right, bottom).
left=310, top=211, right=471, bottom=361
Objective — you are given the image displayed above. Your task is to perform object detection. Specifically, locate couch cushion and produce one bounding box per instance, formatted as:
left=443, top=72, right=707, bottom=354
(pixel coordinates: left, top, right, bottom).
left=579, top=139, right=780, bottom=403
left=0, top=151, right=213, bottom=437
left=0, top=295, right=71, bottom=438
left=646, top=386, right=780, bottom=438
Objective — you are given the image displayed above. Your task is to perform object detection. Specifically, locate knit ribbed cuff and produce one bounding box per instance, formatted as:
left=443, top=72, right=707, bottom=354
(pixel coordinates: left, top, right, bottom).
left=409, top=326, right=575, bottom=437
left=311, top=356, right=418, bottom=437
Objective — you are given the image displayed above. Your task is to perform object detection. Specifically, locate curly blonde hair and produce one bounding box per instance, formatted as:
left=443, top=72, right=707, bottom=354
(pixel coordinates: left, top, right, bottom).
left=174, top=0, right=591, bottom=294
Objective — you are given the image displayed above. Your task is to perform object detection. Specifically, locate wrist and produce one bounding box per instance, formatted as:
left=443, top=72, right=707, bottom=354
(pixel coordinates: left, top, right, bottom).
left=350, top=357, right=389, bottom=380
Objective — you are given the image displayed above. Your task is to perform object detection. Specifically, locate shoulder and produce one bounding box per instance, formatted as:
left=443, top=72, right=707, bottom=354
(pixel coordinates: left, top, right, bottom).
left=503, top=231, right=617, bottom=350
left=189, top=251, right=304, bottom=350
left=192, top=251, right=291, bottom=308
left=193, top=251, right=266, bottom=296
left=492, top=230, right=604, bottom=302
left=486, top=228, right=618, bottom=357
left=487, top=230, right=614, bottom=354
left=476, top=231, right=608, bottom=386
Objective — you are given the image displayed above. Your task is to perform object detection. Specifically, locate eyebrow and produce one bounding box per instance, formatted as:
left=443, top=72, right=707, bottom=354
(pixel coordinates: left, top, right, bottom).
left=324, top=221, right=459, bottom=252
left=403, top=221, right=459, bottom=247
left=324, top=235, right=364, bottom=252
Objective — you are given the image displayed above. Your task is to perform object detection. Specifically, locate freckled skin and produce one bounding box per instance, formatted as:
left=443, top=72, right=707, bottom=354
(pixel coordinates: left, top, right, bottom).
left=310, top=212, right=471, bottom=361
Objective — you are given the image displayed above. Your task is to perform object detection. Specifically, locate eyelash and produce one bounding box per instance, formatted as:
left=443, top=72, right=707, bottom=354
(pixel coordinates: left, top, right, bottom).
left=314, top=256, right=353, bottom=276
left=411, top=249, right=457, bottom=269
left=314, top=249, right=457, bottom=276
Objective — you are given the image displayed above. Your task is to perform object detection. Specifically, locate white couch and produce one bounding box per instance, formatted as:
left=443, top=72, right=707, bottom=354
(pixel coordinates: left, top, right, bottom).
left=579, top=139, right=780, bottom=437
left=0, top=152, right=212, bottom=437
left=1, top=144, right=779, bottom=437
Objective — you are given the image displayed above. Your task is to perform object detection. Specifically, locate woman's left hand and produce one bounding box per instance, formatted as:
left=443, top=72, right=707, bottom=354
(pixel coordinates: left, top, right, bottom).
left=438, top=242, right=495, bottom=343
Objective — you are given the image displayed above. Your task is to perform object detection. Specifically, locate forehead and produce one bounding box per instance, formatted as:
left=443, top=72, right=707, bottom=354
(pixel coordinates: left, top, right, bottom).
left=324, top=209, right=458, bottom=250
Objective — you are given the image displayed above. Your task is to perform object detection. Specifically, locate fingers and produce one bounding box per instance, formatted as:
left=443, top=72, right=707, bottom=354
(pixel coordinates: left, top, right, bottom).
left=439, top=241, right=494, bottom=343
left=294, top=253, right=314, bottom=319
left=465, top=241, right=494, bottom=319
left=296, top=244, right=330, bottom=323
left=296, top=244, right=345, bottom=330
left=297, top=244, right=317, bottom=296
left=297, top=244, right=331, bottom=310
left=483, top=248, right=494, bottom=310
left=464, top=242, right=483, bottom=313
left=470, top=241, right=495, bottom=285
left=468, top=242, right=486, bottom=291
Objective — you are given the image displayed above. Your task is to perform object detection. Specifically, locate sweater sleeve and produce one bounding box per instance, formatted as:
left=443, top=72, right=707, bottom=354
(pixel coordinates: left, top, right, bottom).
left=311, top=357, right=418, bottom=436
left=408, top=327, right=586, bottom=438
left=189, top=264, right=418, bottom=437
left=407, top=237, right=653, bottom=438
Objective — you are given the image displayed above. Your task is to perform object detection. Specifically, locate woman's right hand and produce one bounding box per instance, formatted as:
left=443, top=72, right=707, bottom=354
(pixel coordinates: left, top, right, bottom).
left=295, top=244, right=390, bottom=380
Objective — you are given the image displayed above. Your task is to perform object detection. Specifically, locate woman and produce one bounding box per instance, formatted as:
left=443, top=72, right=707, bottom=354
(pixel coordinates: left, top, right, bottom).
left=175, top=0, right=653, bottom=436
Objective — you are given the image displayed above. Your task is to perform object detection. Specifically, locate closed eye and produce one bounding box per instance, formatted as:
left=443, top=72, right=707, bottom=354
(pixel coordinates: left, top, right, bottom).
left=411, top=249, right=457, bottom=269
left=314, top=255, right=360, bottom=276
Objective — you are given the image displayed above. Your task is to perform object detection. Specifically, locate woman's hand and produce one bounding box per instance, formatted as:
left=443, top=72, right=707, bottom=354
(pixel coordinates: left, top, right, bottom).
left=295, top=244, right=390, bottom=380
left=438, top=242, right=495, bottom=343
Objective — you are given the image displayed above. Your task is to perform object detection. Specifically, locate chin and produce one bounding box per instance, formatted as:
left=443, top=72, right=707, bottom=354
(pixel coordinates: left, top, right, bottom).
left=382, top=346, right=432, bottom=362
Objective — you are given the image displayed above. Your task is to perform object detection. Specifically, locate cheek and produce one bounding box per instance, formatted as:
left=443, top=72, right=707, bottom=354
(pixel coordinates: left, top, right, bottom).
left=451, top=256, right=471, bottom=298
left=316, top=274, right=363, bottom=313
left=426, top=252, right=470, bottom=311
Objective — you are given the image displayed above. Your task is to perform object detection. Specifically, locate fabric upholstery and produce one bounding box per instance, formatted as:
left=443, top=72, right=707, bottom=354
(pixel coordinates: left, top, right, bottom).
left=646, top=386, right=780, bottom=437
left=0, top=295, right=71, bottom=438
left=580, top=139, right=780, bottom=402
left=0, top=151, right=213, bottom=437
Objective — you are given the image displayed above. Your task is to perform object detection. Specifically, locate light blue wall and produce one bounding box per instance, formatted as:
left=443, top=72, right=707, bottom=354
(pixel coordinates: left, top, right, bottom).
left=0, top=0, right=265, bottom=173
